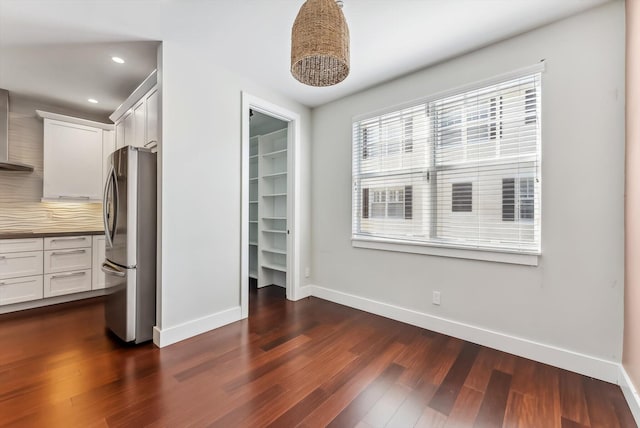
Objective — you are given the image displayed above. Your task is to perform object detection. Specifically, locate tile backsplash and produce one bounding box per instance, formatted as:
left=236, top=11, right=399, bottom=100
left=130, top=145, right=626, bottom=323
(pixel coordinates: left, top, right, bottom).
left=0, top=96, right=108, bottom=232
left=0, top=202, right=103, bottom=232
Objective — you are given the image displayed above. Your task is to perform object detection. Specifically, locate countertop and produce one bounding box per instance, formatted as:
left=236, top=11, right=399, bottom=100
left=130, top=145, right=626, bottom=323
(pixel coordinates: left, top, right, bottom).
left=0, top=230, right=104, bottom=240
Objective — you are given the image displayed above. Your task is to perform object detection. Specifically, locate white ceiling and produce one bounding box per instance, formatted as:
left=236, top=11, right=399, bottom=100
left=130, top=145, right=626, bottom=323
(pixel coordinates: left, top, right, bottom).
left=0, top=0, right=612, bottom=114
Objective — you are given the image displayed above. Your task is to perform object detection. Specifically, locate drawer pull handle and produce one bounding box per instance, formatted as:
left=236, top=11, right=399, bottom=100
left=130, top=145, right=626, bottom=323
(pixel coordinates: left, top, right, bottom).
left=51, top=271, right=86, bottom=279
left=0, top=255, right=37, bottom=260
left=51, top=237, right=87, bottom=242
left=57, top=196, right=91, bottom=200
left=51, top=249, right=86, bottom=256
left=144, top=140, right=158, bottom=147
left=0, top=279, right=36, bottom=286
left=2, top=240, right=38, bottom=244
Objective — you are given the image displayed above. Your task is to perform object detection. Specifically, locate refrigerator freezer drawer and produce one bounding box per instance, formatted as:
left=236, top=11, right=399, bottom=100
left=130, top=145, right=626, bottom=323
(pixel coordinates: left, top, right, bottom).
left=0, top=275, right=43, bottom=306
left=104, top=264, right=136, bottom=342
left=44, top=248, right=92, bottom=274
left=44, top=270, right=91, bottom=298
left=44, top=235, right=92, bottom=250
left=0, top=251, right=44, bottom=280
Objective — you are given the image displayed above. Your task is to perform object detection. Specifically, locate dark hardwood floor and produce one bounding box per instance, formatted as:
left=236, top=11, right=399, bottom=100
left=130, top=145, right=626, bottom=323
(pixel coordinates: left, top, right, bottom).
left=0, top=285, right=635, bottom=427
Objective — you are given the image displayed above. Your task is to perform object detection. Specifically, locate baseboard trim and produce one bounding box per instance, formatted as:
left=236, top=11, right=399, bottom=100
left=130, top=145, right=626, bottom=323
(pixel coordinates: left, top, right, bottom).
left=619, top=365, right=640, bottom=425
left=153, top=306, right=241, bottom=348
left=307, top=285, right=620, bottom=384
left=295, top=285, right=313, bottom=300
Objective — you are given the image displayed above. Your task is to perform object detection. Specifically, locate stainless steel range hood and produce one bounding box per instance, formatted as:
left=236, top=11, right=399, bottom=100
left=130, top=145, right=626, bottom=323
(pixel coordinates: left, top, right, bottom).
left=0, top=89, right=33, bottom=172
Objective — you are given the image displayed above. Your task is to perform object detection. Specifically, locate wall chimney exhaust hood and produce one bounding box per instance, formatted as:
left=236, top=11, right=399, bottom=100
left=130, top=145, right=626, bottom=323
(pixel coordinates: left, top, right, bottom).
left=0, top=89, right=33, bottom=172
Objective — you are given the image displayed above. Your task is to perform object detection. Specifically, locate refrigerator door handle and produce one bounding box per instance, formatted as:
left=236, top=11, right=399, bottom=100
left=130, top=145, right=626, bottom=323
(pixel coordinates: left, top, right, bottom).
left=103, top=166, right=118, bottom=248
left=101, top=261, right=126, bottom=277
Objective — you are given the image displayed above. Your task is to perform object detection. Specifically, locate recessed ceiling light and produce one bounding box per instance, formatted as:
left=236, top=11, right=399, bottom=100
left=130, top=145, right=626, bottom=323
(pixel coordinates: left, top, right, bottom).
left=88, top=98, right=98, bottom=104
left=111, top=56, right=125, bottom=64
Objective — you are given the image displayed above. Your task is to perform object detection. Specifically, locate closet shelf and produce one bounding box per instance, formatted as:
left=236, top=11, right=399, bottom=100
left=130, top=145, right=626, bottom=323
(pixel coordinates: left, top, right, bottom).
left=262, top=171, right=287, bottom=179
left=262, top=262, right=286, bottom=272
left=262, top=248, right=287, bottom=255
left=262, top=149, right=287, bottom=158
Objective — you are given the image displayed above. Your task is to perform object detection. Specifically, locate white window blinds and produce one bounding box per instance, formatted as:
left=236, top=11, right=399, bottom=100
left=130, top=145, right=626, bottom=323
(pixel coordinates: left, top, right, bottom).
left=352, top=72, right=541, bottom=254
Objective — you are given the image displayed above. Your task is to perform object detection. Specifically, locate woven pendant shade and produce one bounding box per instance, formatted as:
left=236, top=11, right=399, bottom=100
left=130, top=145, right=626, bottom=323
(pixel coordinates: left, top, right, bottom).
left=291, top=0, right=350, bottom=87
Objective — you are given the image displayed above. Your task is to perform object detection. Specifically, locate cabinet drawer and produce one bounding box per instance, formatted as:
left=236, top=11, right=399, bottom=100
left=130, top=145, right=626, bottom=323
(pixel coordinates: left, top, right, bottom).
left=0, top=251, right=44, bottom=280
left=44, top=270, right=91, bottom=298
left=44, top=248, right=92, bottom=274
left=0, top=275, right=43, bottom=305
left=0, top=238, right=43, bottom=253
left=44, top=235, right=92, bottom=251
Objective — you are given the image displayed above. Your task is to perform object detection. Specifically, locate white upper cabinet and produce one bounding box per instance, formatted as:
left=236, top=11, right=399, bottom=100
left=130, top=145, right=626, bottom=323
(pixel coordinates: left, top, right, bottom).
left=133, top=99, right=146, bottom=148
left=42, top=119, right=103, bottom=201
left=144, top=88, right=159, bottom=151
left=37, top=111, right=114, bottom=202
left=115, top=120, right=125, bottom=150
left=102, top=130, right=115, bottom=197
left=123, top=111, right=135, bottom=148
left=111, top=70, right=159, bottom=152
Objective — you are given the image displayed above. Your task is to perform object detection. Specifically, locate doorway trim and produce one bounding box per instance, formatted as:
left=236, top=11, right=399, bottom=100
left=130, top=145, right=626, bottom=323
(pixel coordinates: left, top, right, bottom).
left=240, top=92, right=301, bottom=318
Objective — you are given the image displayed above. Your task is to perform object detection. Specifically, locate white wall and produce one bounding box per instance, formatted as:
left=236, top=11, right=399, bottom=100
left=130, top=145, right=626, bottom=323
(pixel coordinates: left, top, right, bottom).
left=310, top=1, right=625, bottom=363
left=158, top=40, right=311, bottom=337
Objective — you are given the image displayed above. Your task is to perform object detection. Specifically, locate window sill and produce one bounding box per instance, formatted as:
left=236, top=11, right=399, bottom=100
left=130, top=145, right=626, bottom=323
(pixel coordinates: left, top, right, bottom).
left=352, top=237, right=539, bottom=266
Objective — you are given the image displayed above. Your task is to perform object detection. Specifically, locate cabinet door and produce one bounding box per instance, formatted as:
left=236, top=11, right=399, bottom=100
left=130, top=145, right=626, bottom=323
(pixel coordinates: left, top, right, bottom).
left=0, top=275, right=43, bottom=306
left=115, top=121, right=125, bottom=150
left=123, top=111, right=135, bottom=148
left=0, top=251, right=43, bottom=280
left=102, top=130, right=115, bottom=193
left=133, top=100, right=146, bottom=148
left=44, top=236, right=92, bottom=250
left=44, top=270, right=91, bottom=298
left=43, top=119, right=103, bottom=201
left=92, top=235, right=106, bottom=290
left=44, top=248, right=92, bottom=274
left=145, top=88, right=158, bottom=150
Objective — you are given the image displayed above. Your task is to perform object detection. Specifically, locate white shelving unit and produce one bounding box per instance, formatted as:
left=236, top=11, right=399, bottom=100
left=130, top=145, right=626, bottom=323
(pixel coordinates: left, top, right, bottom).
left=257, top=128, right=288, bottom=288
left=248, top=136, right=259, bottom=280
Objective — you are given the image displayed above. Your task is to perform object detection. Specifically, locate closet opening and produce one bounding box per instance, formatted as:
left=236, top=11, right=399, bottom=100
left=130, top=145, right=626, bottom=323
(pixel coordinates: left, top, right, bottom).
left=240, top=93, right=301, bottom=318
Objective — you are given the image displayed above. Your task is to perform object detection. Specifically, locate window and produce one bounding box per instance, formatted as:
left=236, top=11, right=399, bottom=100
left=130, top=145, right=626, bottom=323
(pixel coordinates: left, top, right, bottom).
left=362, top=186, right=412, bottom=220
left=353, top=71, right=541, bottom=254
left=360, top=116, right=416, bottom=159
left=525, top=89, right=537, bottom=125
left=452, top=182, right=472, bottom=212
left=502, top=177, right=534, bottom=221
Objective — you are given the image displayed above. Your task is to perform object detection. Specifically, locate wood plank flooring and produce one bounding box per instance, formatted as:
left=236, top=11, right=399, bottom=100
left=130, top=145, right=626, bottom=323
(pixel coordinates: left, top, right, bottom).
left=0, top=285, right=635, bottom=427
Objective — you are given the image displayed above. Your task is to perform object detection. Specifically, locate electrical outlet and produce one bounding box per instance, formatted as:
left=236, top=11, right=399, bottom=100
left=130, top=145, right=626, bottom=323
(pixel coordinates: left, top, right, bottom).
left=432, top=291, right=441, bottom=306
left=305, top=267, right=310, bottom=278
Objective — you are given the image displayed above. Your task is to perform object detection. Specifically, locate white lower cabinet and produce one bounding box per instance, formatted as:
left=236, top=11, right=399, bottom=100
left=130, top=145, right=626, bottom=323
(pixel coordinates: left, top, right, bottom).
left=0, top=237, right=45, bottom=306
left=44, top=248, right=92, bottom=274
left=44, top=235, right=92, bottom=251
left=43, top=236, right=92, bottom=298
left=0, top=238, right=43, bottom=253
left=0, top=275, right=43, bottom=305
left=0, top=234, right=105, bottom=308
left=44, top=270, right=91, bottom=298
left=92, top=235, right=106, bottom=290
left=0, top=251, right=43, bottom=280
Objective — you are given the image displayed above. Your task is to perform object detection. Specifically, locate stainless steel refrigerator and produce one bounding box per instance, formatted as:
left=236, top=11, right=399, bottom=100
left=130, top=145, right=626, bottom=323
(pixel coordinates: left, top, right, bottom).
left=101, top=146, right=157, bottom=343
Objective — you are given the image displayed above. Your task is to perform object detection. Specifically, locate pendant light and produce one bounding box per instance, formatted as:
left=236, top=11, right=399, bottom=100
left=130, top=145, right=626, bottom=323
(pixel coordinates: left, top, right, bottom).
left=291, top=0, right=350, bottom=87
